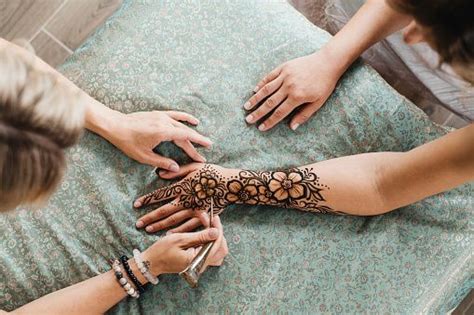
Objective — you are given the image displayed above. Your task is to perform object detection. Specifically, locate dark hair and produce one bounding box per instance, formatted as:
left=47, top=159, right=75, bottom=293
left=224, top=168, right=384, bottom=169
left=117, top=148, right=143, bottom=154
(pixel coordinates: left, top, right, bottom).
left=387, top=0, right=474, bottom=80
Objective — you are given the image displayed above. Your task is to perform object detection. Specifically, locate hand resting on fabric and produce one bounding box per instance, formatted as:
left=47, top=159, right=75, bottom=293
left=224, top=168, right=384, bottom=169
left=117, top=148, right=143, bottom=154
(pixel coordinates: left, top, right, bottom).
left=93, top=108, right=213, bottom=172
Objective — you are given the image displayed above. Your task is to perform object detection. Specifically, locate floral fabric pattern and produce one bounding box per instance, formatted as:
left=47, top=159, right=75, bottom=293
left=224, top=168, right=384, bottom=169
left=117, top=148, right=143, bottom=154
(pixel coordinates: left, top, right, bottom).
left=0, top=1, right=472, bottom=314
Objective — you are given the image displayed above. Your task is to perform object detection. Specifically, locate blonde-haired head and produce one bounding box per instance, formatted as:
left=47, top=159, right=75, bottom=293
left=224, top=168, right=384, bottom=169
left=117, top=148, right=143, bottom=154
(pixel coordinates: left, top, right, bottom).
left=0, top=48, right=85, bottom=211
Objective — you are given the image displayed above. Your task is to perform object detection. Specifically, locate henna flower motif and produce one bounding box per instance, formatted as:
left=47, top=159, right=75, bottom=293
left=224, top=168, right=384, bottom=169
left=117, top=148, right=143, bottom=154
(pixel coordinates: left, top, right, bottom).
left=193, top=176, right=217, bottom=199
left=258, top=185, right=273, bottom=203
left=268, top=171, right=305, bottom=201
left=225, top=180, right=258, bottom=204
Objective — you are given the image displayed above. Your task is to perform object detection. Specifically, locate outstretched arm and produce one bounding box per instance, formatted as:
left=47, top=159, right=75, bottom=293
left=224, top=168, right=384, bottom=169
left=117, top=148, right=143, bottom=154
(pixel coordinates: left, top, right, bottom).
left=0, top=38, right=211, bottom=171
left=135, top=124, right=474, bottom=232
left=2, top=219, right=227, bottom=314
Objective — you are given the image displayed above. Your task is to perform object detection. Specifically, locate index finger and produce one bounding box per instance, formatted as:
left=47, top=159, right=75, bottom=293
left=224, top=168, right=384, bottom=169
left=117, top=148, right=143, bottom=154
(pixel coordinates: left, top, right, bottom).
left=253, top=65, right=282, bottom=93
left=169, top=127, right=213, bottom=148
left=134, top=181, right=183, bottom=208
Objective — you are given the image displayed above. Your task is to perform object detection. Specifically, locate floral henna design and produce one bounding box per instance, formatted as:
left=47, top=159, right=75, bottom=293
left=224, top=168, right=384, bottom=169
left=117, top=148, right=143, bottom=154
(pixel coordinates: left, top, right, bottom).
left=141, top=164, right=338, bottom=216
left=226, top=168, right=338, bottom=214
left=141, top=165, right=229, bottom=214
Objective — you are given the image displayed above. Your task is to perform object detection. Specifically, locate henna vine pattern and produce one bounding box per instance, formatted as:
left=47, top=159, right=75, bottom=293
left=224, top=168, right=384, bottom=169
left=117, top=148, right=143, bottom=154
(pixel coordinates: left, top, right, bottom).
left=226, top=168, right=337, bottom=214
left=141, top=164, right=338, bottom=215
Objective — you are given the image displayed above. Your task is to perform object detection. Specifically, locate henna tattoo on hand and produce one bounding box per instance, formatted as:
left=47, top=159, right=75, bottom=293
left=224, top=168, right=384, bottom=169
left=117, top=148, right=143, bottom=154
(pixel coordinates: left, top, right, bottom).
left=141, top=164, right=339, bottom=215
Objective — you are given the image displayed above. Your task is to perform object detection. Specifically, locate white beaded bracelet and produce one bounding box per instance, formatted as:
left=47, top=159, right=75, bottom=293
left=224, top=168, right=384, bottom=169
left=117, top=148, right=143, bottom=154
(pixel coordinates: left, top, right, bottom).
left=112, top=260, right=140, bottom=299
left=133, top=249, right=159, bottom=285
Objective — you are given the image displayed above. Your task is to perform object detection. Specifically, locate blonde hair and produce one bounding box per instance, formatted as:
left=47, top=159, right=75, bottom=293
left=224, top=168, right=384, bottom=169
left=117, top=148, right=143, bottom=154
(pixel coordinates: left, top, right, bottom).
left=0, top=48, right=85, bottom=211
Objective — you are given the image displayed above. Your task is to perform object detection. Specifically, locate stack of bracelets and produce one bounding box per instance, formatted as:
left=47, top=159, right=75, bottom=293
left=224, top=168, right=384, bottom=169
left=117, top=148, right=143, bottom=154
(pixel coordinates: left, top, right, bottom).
left=110, top=249, right=159, bottom=299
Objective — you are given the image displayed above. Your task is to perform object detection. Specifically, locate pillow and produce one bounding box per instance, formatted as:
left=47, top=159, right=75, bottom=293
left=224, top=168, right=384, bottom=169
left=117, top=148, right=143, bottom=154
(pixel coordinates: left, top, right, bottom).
left=1, top=1, right=472, bottom=313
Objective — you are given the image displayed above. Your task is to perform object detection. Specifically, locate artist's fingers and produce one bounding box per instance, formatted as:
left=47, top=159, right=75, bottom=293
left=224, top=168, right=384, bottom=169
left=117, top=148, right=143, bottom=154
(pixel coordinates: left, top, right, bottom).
left=134, top=182, right=183, bottom=208
left=205, top=216, right=228, bottom=268
left=158, top=162, right=203, bottom=179
left=135, top=198, right=183, bottom=227
left=244, top=76, right=283, bottom=111
left=165, top=126, right=212, bottom=148
left=166, top=110, right=199, bottom=125
left=167, top=217, right=203, bottom=234
left=208, top=237, right=228, bottom=267
left=142, top=153, right=180, bottom=172
left=175, top=140, right=206, bottom=163
left=253, top=66, right=282, bottom=93
left=289, top=100, right=324, bottom=130
left=258, top=97, right=300, bottom=131
left=143, top=209, right=196, bottom=233
left=179, top=227, right=220, bottom=248
left=245, top=90, right=286, bottom=125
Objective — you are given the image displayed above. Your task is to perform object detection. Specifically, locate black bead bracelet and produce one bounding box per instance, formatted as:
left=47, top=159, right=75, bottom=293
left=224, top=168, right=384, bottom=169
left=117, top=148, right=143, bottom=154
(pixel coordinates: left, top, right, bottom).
left=120, top=255, right=145, bottom=294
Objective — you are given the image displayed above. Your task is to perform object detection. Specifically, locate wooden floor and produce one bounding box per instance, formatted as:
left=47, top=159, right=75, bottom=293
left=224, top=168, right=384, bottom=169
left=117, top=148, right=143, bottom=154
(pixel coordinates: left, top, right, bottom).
left=0, top=0, right=122, bottom=67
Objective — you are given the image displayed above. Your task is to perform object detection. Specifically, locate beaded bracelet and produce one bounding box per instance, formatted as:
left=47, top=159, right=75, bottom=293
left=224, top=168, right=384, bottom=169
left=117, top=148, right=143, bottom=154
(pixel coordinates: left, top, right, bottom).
left=133, top=249, right=159, bottom=285
left=120, top=255, right=145, bottom=294
left=111, top=260, right=139, bottom=299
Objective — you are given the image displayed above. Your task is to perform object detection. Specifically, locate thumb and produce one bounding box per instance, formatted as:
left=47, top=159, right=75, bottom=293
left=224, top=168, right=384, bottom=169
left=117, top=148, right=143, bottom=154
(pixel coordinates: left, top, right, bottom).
left=179, top=228, right=219, bottom=248
left=145, top=154, right=180, bottom=172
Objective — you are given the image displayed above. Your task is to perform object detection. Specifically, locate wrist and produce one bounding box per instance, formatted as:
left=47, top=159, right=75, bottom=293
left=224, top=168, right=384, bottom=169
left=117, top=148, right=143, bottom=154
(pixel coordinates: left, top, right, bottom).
left=141, top=249, right=163, bottom=277
left=85, top=100, right=124, bottom=141
left=127, top=258, right=149, bottom=285
left=317, top=41, right=358, bottom=78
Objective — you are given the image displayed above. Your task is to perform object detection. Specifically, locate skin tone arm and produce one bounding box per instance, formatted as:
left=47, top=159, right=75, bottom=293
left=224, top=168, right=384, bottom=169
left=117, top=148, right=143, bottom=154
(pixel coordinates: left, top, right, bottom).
left=0, top=38, right=212, bottom=172
left=1, top=217, right=228, bottom=315
left=244, top=0, right=413, bottom=131
left=133, top=124, right=474, bottom=233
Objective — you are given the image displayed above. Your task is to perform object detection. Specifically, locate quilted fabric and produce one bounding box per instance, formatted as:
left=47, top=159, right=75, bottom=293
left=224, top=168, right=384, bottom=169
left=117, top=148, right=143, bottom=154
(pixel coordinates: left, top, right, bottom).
left=1, top=1, right=472, bottom=313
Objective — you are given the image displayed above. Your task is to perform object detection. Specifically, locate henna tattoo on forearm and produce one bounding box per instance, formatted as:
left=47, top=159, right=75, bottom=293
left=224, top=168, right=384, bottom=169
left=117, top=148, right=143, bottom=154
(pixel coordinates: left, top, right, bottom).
left=225, top=168, right=339, bottom=214
left=141, top=164, right=339, bottom=215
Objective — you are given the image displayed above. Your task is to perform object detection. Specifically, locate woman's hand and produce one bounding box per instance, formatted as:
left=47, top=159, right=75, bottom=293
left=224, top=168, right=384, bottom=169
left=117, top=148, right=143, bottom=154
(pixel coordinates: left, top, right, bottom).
left=87, top=106, right=213, bottom=172
left=108, top=110, right=212, bottom=171
left=244, top=50, right=343, bottom=131
left=134, top=163, right=234, bottom=233
left=142, top=215, right=228, bottom=276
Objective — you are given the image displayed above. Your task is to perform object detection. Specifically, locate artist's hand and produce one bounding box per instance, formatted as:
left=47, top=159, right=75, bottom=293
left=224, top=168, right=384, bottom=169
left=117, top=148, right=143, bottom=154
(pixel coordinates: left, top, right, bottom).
left=142, top=215, right=228, bottom=276
left=244, top=50, right=342, bottom=131
left=104, top=110, right=212, bottom=172
left=134, top=163, right=235, bottom=233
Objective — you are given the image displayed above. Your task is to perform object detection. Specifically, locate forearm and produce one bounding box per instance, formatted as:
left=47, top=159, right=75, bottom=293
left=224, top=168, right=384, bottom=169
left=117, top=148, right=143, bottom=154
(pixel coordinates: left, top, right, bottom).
left=9, top=259, right=148, bottom=315
left=226, top=126, right=474, bottom=215
left=0, top=37, right=117, bottom=139
left=319, top=0, right=412, bottom=76
left=224, top=152, right=390, bottom=215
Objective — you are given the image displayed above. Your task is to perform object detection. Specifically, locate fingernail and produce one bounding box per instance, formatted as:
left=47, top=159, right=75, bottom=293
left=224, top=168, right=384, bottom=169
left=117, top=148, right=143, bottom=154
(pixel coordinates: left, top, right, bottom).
left=193, top=118, right=200, bottom=125
left=246, top=114, right=254, bottom=124
left=146, top=226, right=154, bottom=232
left=208, top=228, right=219, bottom=238
left=291, top=123, right=300, bottom=131
left=253, top=86, right=259, bottom=93
left=159, top=170, right=168, bottom=177
left=169, top=163, right=179, bottom=172
left=166, top=230, right=173, bottom=235
left=133, top=200, right=142, bottom=208
left=244, top=101, right=252, bottom=110
left=258, top=123, right=266, bottom=131
left=136, top=220, right=144, bottom=228
left=199, top=155, right=207, bottom=162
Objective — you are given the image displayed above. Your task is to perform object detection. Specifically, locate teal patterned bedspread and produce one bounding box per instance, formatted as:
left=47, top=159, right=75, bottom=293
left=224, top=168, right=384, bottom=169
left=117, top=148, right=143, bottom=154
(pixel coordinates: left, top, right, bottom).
left=1, top=1, right=472, bottom=313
